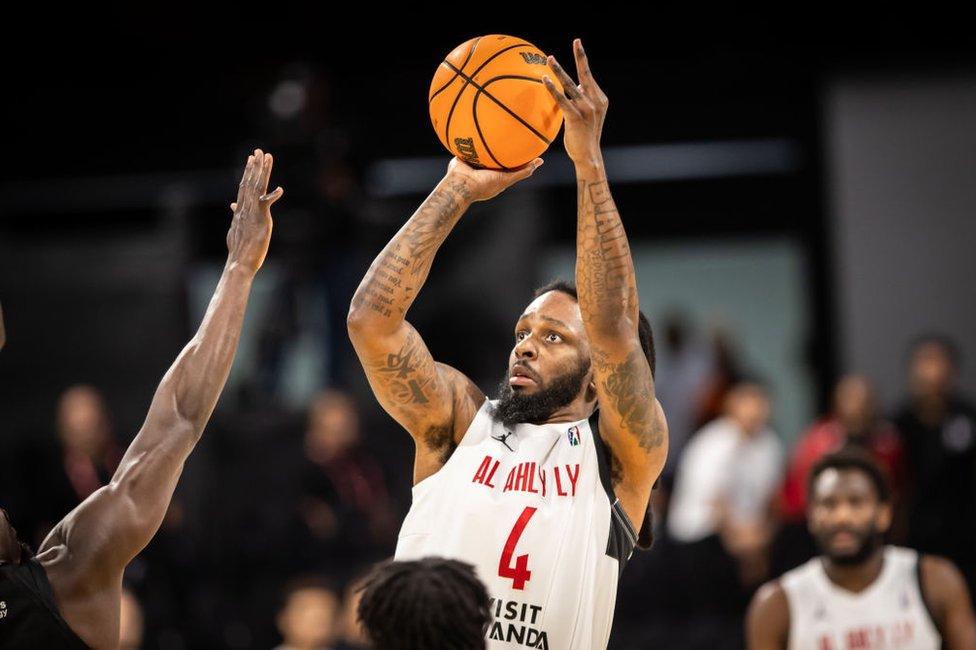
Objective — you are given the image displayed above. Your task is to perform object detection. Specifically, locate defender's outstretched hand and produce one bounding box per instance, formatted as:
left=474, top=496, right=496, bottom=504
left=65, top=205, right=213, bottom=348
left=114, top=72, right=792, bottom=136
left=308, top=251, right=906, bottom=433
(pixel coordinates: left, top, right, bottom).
left=227, top=149, right=284, bottom=274
left=446, top=156, right=543, bottom=202
left=542, top=38, right=608, bottom=168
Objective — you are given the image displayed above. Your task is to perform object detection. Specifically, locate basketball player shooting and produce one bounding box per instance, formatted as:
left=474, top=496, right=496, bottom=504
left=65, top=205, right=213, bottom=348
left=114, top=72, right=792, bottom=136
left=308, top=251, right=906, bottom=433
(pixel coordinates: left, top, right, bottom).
left=348, top=39, right=667, bottom=649
left=0, top=150, right=282, bottom=649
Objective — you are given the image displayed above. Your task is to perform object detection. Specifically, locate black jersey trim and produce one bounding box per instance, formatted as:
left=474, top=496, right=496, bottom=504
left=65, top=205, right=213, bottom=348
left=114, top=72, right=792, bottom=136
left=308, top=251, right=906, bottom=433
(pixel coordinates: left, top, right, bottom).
left=589, top=411, right=638, bottom=573
left=1, top=559, right=92, bottom=649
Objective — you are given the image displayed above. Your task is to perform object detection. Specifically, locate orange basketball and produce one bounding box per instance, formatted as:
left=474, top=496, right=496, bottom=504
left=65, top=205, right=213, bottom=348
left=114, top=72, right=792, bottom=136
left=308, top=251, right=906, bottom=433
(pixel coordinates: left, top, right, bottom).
left=428, top=35, right=564, bottom=170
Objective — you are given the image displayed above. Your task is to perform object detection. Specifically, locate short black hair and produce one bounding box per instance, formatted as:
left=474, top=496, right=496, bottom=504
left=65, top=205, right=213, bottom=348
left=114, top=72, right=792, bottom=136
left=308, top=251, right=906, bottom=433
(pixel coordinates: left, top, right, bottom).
left=358, top=557, right=489, bottom=650
left=533, top=280, right=656, bottom=378
left=808, top=449, right=891, bottom=504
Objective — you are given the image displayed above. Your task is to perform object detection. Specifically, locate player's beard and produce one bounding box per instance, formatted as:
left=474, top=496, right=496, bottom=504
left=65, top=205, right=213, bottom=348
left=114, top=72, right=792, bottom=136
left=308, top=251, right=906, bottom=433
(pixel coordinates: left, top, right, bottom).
left=491, top=357, right=590, bottom=429
left=816, top=524, right=883, bottom=566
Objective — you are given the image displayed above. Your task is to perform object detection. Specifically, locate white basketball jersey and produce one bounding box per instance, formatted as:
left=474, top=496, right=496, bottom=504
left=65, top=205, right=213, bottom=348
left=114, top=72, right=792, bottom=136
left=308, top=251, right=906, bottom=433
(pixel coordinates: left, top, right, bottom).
left=781, top=546, right=941, bottom=650
left=395, top=399, right=639, bottom=650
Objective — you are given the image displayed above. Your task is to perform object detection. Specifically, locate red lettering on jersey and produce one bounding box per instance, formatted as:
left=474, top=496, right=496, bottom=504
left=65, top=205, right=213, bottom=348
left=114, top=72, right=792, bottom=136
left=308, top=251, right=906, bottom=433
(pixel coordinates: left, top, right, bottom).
left=514, top=462, right=531, bottom=492
left=472, top=455, right=494, bottom=486
left=554, top=466, right=568, bottom=496
left=566, top=464, right=580, bottom=496
left=526, top=463, right=539, bottom=494
left=503, top=467, right=516, bottom=492
left=846, top=629, right=869, bottom=649
left=537, top=466, right=547, bottom=497
left=485, top=459, right=499, bottom=488
left=892, top=620, right=914, bottom=644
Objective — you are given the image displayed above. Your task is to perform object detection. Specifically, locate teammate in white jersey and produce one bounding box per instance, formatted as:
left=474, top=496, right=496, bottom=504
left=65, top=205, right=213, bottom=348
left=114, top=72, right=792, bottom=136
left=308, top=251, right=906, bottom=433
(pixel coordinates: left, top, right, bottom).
left=747, top=450, right=976, bottom=649
left=348, top=39, right=668, bottom=649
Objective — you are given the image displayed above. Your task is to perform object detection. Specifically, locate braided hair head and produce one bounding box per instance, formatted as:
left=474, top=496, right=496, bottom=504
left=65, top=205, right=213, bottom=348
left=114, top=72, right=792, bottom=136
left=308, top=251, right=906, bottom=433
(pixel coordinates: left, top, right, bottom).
left=358, top=557, right=489, bottom=649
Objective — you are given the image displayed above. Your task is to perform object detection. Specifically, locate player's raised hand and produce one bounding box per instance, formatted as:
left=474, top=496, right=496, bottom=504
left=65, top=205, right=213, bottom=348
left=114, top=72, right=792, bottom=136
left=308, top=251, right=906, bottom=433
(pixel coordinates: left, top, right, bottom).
left=227, top=149, right=284, bottom=274
left=445, top=156, right=544, bottom=202
left=542, top=39, right=608, bottom=168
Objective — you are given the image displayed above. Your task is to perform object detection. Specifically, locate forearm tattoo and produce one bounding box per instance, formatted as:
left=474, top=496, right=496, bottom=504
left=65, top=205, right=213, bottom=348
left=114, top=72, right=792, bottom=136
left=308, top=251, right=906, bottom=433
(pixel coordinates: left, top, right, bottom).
left=353, top=178, right=472, bottom=320
left=575, top=179, right=638, bottom=325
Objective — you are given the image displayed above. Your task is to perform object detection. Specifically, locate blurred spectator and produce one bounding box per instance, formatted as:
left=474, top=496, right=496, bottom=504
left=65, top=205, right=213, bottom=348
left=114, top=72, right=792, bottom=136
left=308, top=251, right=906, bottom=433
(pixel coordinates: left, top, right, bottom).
left=654, top=312, right=715, bottom=480
left=295, top=390, right=396, bottom=566
left=275, top=576, right=341, bottom=650
left=693, top=328, right=746, bottom=431
left=669, top=382, right=783, bottom=586
left=21, top=385, right=123, bottom=544
left=55, top=385, right=123, bottom=501
left=335, top=575, right=370, bottom=650
left=894, top=335, right=976, bottom=595
left=119, top=587, right=145, bottom=650
left=780, top=375, right=906, bottom=523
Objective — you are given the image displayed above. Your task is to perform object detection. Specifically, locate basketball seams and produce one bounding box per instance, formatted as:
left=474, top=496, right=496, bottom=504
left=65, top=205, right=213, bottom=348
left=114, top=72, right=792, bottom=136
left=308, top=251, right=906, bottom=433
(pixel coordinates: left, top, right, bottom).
left=447, top=63, right=555, bottom=150
left=471, top=96, right=507, bottom=170
left=428, top=36, right=482, bottom=104
left=478, top=75, right=558, bottom=143
left=442, top=40, right=532, bottom=160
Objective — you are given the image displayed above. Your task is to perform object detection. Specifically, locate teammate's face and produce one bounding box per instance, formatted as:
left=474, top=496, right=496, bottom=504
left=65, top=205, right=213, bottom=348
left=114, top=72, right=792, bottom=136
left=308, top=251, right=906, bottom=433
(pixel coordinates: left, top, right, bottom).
left=493, top=292, right=594, bottom=426
left=808, top=468, right=890, bottom=565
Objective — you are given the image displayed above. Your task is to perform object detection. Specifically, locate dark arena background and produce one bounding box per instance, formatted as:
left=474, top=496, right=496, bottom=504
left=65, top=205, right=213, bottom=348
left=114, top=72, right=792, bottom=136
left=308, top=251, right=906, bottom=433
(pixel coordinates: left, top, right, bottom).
left=2, top=11, right=975, bottom=649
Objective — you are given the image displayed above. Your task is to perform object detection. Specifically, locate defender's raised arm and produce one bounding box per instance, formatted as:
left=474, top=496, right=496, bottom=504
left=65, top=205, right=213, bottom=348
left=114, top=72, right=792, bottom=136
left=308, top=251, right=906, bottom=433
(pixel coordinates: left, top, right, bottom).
left=36, top=150, right=282, bottom=649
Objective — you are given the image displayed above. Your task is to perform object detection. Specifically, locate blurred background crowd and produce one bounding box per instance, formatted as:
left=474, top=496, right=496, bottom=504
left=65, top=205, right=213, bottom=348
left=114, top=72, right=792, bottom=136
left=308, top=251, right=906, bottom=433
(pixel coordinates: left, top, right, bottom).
left=2, top=15, right=975, bottom=650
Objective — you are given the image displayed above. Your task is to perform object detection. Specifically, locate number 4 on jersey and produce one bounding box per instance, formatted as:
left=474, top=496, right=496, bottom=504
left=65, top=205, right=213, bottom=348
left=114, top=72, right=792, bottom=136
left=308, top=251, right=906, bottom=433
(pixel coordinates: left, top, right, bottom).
left=498, top=506, right=537, bottom=590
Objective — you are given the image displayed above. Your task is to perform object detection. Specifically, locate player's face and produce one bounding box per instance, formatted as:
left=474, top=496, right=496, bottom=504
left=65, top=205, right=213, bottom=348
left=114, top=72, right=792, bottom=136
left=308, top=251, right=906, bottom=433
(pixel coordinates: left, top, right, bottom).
left=508, top=291, right=592, bottom=397
left=491, top=292, right=594, bottom=427
left=808, top=468, right=891, bottom=565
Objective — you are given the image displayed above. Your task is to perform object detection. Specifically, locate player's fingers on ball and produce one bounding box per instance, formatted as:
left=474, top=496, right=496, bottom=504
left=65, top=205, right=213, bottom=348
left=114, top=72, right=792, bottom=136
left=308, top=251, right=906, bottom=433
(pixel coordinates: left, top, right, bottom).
left=513, top=158, right=543, bottom=181
left=542, top=76, right=578, bottom=114
left=574, top=39, right=595, bottom=86
left=547, top=56, right=578, bottom=98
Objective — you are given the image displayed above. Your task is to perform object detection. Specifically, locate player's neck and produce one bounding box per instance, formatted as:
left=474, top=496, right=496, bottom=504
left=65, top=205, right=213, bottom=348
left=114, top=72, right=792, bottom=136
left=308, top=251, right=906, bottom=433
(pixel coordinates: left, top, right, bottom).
left=822, top=547, right=885, bottom=594
left=538, top=397, right=596, bottom=425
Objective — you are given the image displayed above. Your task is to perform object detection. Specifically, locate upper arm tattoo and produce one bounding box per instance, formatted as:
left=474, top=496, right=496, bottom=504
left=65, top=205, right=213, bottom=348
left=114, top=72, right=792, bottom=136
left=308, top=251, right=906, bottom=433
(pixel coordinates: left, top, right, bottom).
left=366, top=327, right=443, bottom=409
left=594, top=347, right=664, bottom=451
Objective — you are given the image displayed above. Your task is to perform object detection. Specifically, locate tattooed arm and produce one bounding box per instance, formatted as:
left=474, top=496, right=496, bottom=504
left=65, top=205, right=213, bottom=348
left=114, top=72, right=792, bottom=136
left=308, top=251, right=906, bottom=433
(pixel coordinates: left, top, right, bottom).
left=544, top=40, right=667, bottom=528
left=348, top=157, right=543, bottom=484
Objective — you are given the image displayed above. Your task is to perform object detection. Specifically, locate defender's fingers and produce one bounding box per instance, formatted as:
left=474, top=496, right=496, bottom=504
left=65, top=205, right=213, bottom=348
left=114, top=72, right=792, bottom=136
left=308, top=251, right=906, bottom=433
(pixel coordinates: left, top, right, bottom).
left=250, top=149, right=265, bottom=190
left=230, top=202, right=238, bottom=212
left=259, top=186, right=284, bottom=205
left=258, top=152, right=274, bottom=193
left=236, top=155, right=255, bottom=205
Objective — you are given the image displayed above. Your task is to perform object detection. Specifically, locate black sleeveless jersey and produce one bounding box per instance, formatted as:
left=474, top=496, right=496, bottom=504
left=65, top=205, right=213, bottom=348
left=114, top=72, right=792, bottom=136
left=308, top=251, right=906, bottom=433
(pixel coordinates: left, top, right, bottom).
left=0, top=553, right=90, bottom=649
